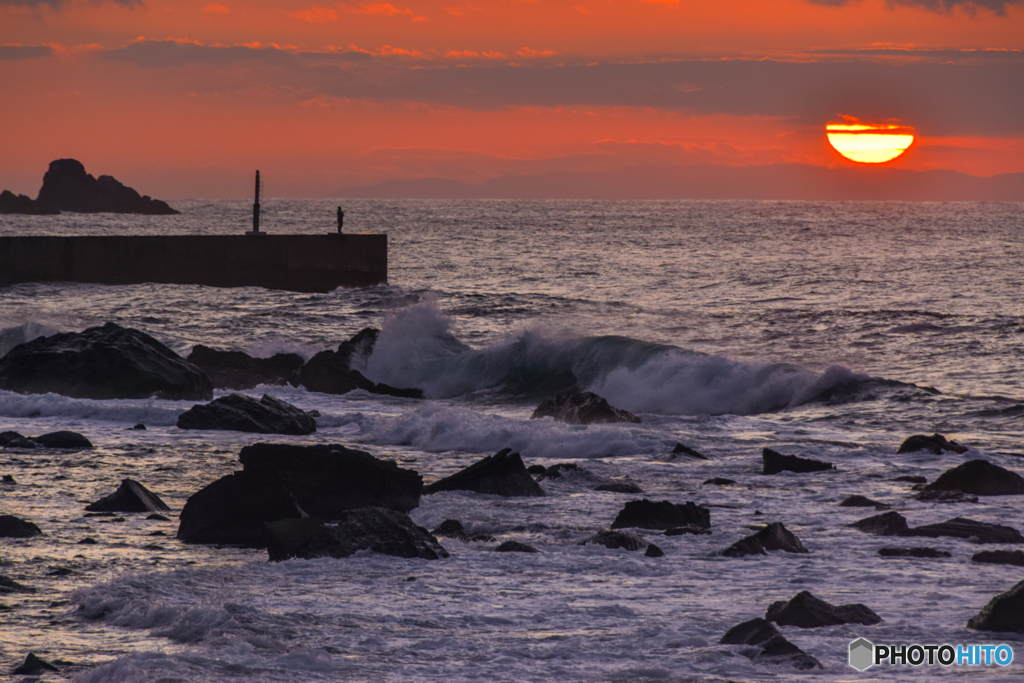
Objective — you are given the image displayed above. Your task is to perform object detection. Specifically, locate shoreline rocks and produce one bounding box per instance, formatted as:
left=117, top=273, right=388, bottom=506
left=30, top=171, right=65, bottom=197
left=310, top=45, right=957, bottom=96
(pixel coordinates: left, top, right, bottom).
left=424, top=449, right=545, bottom=497
left=765, top=591, right=881, bottom=627
left=897, top=433, right=968, bottom=455
left=531, top=390, right=640, bottom=425
left=85, top=479, right=170, bottom=513
left=723, top=522, right=808, bottom=557
left=762, top=448, right=834, bottom=475
left=186, top=345, right=304, bottom=390
left=177, top=393, right=316, bottom=435
left=610, top=499, right=710, bottom=531
left=924, top=459, right=1024, bottom=496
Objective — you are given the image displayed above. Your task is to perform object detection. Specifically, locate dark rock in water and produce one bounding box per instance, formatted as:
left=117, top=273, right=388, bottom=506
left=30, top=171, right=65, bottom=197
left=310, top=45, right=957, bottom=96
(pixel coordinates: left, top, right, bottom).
left=130, top=423, right=146, bottom=430
left=0, top=189, right=58, bottom=214
left=924, top=459, right=1024, bottom=496
left=78, top=537, right=97, bottom=544
left=765, top=590, right=881, bottom=627
left=0, top=431, right=27, bottom=446
left=578, top=530, right=649, bottom=552
left=879, top=547, right=951, bottom=558
left=914, top=489, right=978, bottom=503
left=177, top=393, right=316, bottom=435
left=31, top=431, right=93, bottom=449
left=531, top=390, right=640, bottom=425
left=720, top=618, right=821, bottom=670
left=424, top=449, right=545, bottom=497
left=85, top=478, right=170, bottom=513
left=47, top=567, right=76, bottom=576
left=297, top=328, right=423, bottom=399
left=850, top=511, right=908, bottom=536
left=722, top=522, right=808, bottom=557
left=703, top=477, right=736, bottom=486
left=897, top=433, right=968, bottom=455
left=33, top=158, right=178, bottom=214
left=757, top=635, right=822, bottom=670
left=146, top=513, right=170, bottom=521
left=0, top=576, right=37, bottom=594
left=0, top=515, right=43, bottom=538
left=899, top=517, right=1024, bottom=544
left=762, top=448, right=834, bottom=475
left=644, top=543, right=665, bottom=557
left=840, top=495, right=889, bottom=509
left=0, top=322, right=212, bottom=400
left=3, top=437, right=38, bottom=449
left=967, top=579, right=1024, bottom=633
left=973, top=550, right=1024, bottom=566
left=593, top=481, right=645, bottom=494
left=536, top=463, right=581, bottom=481
left=496, top=540, right=540, bottom=553
left=664, top=525, right=712, bottom=536
left=610, top=499, right=710, bottom=531
left=2, top=475, right=15, bottom=484
left=720, top=617, right=780, bottom=646
left=12, top=652, right=59, bottom=675
left=186, top=345, right=304, bottom=390
left=893, top=475, right=927, bottom=484
left=430, top=519, right=494, bottom=542
left=265, top=508, right=448, bottom=561
left=526, top=465, right=545, bottom=475
left=670, top=442, right=709, bottom=460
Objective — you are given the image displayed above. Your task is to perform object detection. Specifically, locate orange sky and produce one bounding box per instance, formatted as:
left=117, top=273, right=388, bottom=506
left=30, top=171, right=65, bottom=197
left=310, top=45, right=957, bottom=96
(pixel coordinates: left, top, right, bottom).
left=2, top=0, right=1023, bottom=197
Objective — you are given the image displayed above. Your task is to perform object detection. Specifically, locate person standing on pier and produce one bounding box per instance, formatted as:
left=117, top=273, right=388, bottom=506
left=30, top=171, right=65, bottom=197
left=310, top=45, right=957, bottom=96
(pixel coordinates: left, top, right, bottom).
left=337, top=206, right=344, bottom=234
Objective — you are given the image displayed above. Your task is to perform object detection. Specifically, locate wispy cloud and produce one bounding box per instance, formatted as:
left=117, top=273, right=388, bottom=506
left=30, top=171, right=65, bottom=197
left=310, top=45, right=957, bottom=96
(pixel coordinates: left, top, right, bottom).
left=0, top=43, right=56, bottom=59
left=807, top=0, right=1024, bottom=16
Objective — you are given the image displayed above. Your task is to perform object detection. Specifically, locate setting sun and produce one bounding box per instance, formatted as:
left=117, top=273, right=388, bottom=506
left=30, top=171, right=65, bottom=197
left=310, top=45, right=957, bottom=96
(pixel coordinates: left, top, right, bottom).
left=827, top=119, right=915, bottom=164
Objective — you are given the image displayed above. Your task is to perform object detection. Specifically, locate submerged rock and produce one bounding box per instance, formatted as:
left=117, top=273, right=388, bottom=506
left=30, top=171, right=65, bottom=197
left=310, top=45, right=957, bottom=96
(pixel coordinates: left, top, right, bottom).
left=0, top=576, right=37, bottom=594
left=839, top=495, right=889, bottom=509
left=762, top=448, right=834, bottom=475
left=924, top=459, right=1024, bottom=496
left=670, top=442, right=709, bottom=460
left=265, top=508, right=448, bottom=561
left=914, top=489, right=978, bottom=503
left=31, top=431, right=93, bottom=449
left=536, top=463, right=581, bottom=481
left=186, top=345, right=304, bottom=390
left=765, top=591, right=881, bottom=627
left=879, top=547, right=951, bottom=558
left=11, top=652, right=59, bottom=675
left=722, top=522, right=808, bottom=557
left=850, top=511, right=908, bottom=536
left=610, top=499, right=710, bottom=531
left=967, top=579, right=1024, bottom=633
left=897, top=433, right=968, bottom=455
left=972, top=550, right=1024, bottom=566
left=531, top=390, right=640, bottom=425
left=720, top=617, right=821, bottom=670
left=0, top=322, right=212, bottom=401
left=703, top=477, right=736, bottom=486
left=85, top=479, right=170, bottom=513
left=899, top=517, right=1024, bottom=544
left=430, top=519, right=495, bottom=543
left=0, top=515, right=42, bottom=538
left=578, top=529, right=650, bottom=552
left=177, top=393, right=316, bottom=435
left=424, top=449, right=545, bottom=497
left=593, top=481, right=645, bottom=494
left=496, top=540, right=540, bottom=553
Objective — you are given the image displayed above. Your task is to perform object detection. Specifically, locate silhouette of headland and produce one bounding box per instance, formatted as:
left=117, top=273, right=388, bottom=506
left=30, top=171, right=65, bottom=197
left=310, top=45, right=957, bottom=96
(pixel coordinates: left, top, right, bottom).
left=0, top=159, right=178, bottom=215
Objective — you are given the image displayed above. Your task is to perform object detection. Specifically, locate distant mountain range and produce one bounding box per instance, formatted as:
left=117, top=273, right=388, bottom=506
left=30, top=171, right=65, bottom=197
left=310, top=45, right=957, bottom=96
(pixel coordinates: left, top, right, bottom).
left=336, top=163, right=1024, bottom=201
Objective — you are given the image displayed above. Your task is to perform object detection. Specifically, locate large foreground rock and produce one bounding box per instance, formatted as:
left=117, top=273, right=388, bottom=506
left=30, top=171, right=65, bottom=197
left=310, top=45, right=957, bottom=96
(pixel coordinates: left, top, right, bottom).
left=186, top=345, right=304, bottom=390
left=85, top=478, right=170, bottom=513
left=899, top=517, right=1024, bottom=544
left=766, top=591, right=881, bottom=628
left=762, top=448, right=834, bottom=474
left=33, top=158, right=178, bottom=214
left=723, top=522, right=808, bottom=557
left=0, top=322, right=212, bottom=400
left=924, top=459, right=1024, bottom=496
left=178, top=443, right=422, bottom=547
left=967, top=579, right=1024, bottom=633
left=720, top=617, right=821, bottom=670
left=265, top=509, right=448, bottom=561
left=531, top=390, right=640, bottom=425
left=610, top=499, right=710, bottom=531
left=897, top=433, right=968, bottom=455
left=424, top=449, right=545, bottom=497
left=177, top=393, right=316, bottom=435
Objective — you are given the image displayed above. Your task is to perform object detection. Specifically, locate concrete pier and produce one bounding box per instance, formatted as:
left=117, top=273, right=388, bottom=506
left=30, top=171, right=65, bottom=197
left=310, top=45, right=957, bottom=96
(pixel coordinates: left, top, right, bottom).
left=0, top=234, right=387, bottom=293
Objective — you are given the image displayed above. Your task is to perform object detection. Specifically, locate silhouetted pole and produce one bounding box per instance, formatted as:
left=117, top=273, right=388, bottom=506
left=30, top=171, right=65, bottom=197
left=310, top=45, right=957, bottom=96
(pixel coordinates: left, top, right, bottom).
left=252, top=170, right=261, bottom=233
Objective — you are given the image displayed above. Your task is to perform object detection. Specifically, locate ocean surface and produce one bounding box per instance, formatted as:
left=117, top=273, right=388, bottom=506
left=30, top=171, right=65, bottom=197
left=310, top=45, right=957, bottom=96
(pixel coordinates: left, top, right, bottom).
left=1, top=199, right=1022, bottom=682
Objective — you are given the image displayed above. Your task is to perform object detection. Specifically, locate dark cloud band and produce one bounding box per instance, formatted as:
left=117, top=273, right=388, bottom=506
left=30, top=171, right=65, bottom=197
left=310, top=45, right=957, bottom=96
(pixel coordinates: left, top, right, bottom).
left=808, top=0, right=1024, bottom=15
left=0, top=44, right=56, bottom=60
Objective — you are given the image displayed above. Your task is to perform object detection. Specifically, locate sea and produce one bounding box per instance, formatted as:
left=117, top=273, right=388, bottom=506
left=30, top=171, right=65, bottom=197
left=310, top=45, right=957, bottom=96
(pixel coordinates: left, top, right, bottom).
left=1, top=199, right=1023, bottom=682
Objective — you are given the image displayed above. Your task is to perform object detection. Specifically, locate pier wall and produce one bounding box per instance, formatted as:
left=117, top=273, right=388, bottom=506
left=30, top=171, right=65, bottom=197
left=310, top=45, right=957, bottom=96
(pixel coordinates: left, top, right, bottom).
left=0, top=234, right=387, bottom=293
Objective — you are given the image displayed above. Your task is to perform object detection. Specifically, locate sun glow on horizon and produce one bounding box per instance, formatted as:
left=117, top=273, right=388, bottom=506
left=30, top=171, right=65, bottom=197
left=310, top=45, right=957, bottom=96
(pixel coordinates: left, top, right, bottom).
left=827, top=119, right=915, bottom=164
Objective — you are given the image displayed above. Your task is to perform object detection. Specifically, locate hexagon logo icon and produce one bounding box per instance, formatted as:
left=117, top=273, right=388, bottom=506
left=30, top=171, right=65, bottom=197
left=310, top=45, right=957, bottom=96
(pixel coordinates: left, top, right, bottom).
left=849, top=638, right=874, bottom=671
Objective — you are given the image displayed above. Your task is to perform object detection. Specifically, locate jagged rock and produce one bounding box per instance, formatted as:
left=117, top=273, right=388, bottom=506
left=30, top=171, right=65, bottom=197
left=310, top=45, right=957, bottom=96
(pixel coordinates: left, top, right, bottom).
left=645, top=543, right=665, bottom=557
left=762, top=448, right=834, bottom=475
left=850, top=511, right=908, bottom=536
left=610, top=499, right=710, bottom=531
left=967, top=579, right=1024, bottom=633
left=924, top=460, right=1024, bottom=496
left=973, top=550, right=1024, bottom=566
left=897, top=433, right=968, bottom=455
left=85, top=478, right=170, bottom=513
left=424, top=449, right=545, bottom=497
left=899, top=517, right=1024, bottom=544
left=32, top=158, right=177, bottom=214
left=31, top=431, right=93, bottom=449
left=177, top=393, right=316, bottom=435
left=914, top=489, right=978, bottom=503
left=720, top=618, right=821, bottom=670
left=12, top=652, right=59, bottom=675
left=722, top=522, right=808, bottom=557
left=879, top=547, right=951, bottom=558
left=265, top=508, right=448, bottom=561
left=766, top=591, right=881, bottom=627
left=0, top=576, right=37, bottom=594
left=430, top=519, right=495, bottom=542
left=840, top=495, right=889, bottom=509
left=186, top=345, right=304, bottom=390
left=703, top=477, right=736, bottom=486
left=0, top=515, right=42, bottom=538
left=593, top=481, right=645, bottom=494
left=670, top=442, right=709, bottom=460
left=496, top=540, right=540, bottom=553
left=578, top=529, right=649, bottom=552
left=531, top=390, right=640, bottom=425
left=0, top=322, right=212, bottom=401
left=297, top=328, right=422, bottom=399
left=0, top=189, right=57, bottom=214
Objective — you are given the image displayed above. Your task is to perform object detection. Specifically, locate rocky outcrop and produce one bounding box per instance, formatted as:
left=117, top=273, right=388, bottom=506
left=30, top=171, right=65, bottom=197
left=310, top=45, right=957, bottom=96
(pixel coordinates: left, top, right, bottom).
left=924, top=460, right=1024, bottom=496
left=178, top=443, right=422, bottom=547
left=765, top=591, right=881, bottom=627
left=186, top=345, right=304, bottom=390
left=0, top=431, right=92, bottom=450
left=879, top=547, right=950, bottom=558
left=177, top=393, right=316, bottom=435
left=762, top=448, right=834, bottom=474
left=0, top=190, right=57, bottom=214
left=296, top=328, right=423, bottom=399
left=967, top=579, right=1024, bottom=633
left=850, top=511, right=908, bottom=536
left=578, top=530, right=650, bottom=552
left=972, top=550, right=1024, bottom=566
left=265, top=509, right=448, bottom=561
left=722, top=522, right=808, bottom=557
left=669, top=442, right=709, bottom=460
left=85, top=479, right=170, bottom=513
left=719, top=618, right=821, bottom=670
left=424, top=449, right=545, bottom=497
left=0, top=322, right=212, bottom=401
left=11, top=653, right=59, bottom=675
left=897, top=433, right=968, bottom=455
left=899, top=517, right=1024, bottom=544
left=531, top=390, right=640, bottom=425
left=610, top=499, right=710, bottom=531
left=0, top=515, right=42, bottom=538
